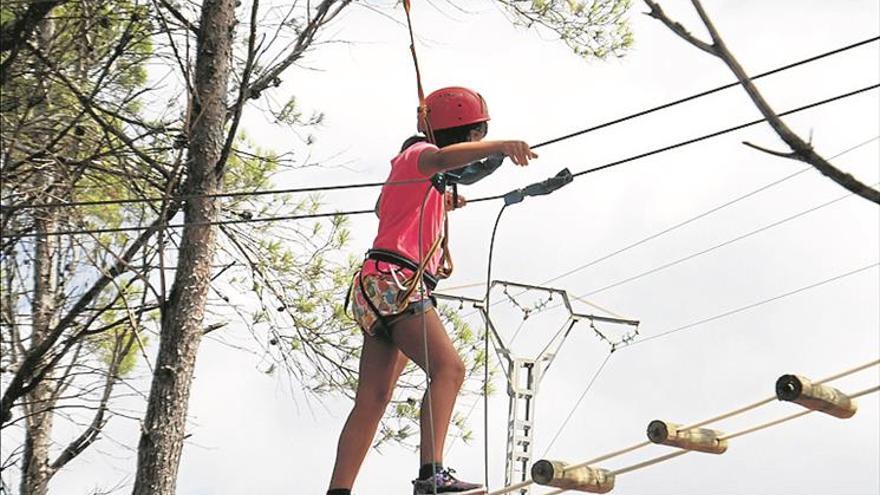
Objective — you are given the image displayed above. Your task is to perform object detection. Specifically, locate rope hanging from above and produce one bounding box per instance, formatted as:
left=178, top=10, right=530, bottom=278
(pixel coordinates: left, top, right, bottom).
left=403, top=0, right=436, bottom=145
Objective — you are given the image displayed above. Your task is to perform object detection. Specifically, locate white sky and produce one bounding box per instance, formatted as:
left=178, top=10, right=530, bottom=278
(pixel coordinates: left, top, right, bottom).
left=50, top=1, right=879, bottom=494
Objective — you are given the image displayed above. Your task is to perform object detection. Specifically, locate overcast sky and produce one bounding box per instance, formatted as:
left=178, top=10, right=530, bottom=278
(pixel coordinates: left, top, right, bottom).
left=50, top=1, right=879, bottom=494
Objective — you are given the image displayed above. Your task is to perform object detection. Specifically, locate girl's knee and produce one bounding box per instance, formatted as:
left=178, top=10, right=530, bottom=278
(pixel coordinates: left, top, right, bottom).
left=432, top=357, right=466, bottom=386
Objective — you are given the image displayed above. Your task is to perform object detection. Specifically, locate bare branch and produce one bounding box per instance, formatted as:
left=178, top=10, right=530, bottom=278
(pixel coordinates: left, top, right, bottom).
left=643, top=0, right=716, bottom=55
left=156, top=0, right=199, bottom=35
left=216, top=0, right=262, bottom=175
left=645, top=0, right=880, bottom=204
left=247, top=0, right=352, bottom=98
left=742, top=141, right=798, bottom=159
left=50, top=329, right=137, bottom=471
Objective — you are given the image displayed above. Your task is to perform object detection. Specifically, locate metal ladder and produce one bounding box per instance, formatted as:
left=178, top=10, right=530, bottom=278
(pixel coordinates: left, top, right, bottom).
left=505, top=358, right=538, bottom=493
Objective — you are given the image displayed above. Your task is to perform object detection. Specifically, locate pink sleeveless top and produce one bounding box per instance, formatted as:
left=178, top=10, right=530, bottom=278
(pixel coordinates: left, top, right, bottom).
left=363, top=141, right=445, bottom=277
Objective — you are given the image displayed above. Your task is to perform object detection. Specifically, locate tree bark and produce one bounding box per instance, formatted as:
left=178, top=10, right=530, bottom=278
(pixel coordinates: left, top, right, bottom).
left=20, top=204, right=57, bottom=495
left=132, top=0, right=237, bottom=493
left=19, top=19, right=58, bottom=495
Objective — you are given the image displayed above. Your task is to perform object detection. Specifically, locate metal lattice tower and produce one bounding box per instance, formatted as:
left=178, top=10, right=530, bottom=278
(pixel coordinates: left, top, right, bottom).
left=435, top=280, right=640, bottom=493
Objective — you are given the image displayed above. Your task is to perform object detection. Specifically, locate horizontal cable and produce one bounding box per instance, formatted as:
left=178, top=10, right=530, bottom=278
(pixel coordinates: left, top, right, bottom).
left=3, top=36, right=876, bottom=212
left=529, top=35, right=878, bottom=150
left=2, top=208, right=375, bottom=238
left=440, top=135, right=879, bottom=324
left=472, top=82, right=879, bottom=204
left=0, top=177, right=429, bottom=211
left=539, top=135, right=880, bottom=289
left=579, top=185, right=870, bottom=298
left=5, top=84, right=877, bottom=239
left=632, top=262, right=879, bottom=346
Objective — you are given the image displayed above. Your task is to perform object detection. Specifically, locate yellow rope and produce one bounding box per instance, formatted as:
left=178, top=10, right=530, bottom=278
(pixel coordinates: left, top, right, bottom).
left=682, top=397, right=775, bottom=430
left=684, top=358, right=880, bottom=429
left=817, top=359, right=880, bottom=384
left=610, top=450, right=689, bottom=476
left=720, top=384, right=880, bottom=442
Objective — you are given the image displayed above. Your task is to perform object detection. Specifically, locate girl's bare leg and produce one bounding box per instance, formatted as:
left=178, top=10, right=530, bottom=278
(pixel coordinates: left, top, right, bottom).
left=391, top=308, right=466, bottom=466
left=328, top=334, right=408, bottom=490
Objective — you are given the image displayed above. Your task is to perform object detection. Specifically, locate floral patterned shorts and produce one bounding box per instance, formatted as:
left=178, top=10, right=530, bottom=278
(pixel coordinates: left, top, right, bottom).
left=349, top=267, right=434, bottom=341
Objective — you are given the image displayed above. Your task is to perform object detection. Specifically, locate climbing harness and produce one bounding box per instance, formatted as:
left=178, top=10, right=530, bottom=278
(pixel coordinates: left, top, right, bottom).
left=345, top=224, right=450, bottom=338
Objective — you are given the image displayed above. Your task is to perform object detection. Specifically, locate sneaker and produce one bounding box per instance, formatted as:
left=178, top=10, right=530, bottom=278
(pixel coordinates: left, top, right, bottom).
left=412, top=468, right=484, bottom=494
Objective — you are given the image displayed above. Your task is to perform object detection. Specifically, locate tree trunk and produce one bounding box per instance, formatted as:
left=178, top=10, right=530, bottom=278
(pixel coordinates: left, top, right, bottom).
left=21, top=202, right=57, bottom=495
left=132, top=0, right=237, bottom=493
left=20, top=19, right=58, bottom=495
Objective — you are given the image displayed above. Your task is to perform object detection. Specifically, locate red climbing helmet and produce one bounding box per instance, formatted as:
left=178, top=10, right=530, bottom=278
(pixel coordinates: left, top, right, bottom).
left=419, top=86, right=490, bottom=132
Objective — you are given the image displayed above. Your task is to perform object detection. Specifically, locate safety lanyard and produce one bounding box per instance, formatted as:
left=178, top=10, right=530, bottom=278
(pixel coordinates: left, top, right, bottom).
left=403, top=0, right=454, bottom=280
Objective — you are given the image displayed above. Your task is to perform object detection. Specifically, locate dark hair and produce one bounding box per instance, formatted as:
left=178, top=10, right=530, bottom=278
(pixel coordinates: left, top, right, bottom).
left=399, top=121, right=488, bottom=152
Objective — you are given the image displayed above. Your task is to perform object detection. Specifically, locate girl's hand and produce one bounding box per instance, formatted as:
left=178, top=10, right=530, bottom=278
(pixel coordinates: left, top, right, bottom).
left=499, top=141, right=538, bottom=166
left=445, top=190, right=467, bottom=210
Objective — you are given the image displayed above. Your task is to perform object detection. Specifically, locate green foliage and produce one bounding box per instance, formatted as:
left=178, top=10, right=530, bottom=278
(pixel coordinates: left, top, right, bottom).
left=88, top=325, right=147, bottom=377
left=82, top=287, right=152, bottom=378
left=0, top=4, right=17, bottom=26
left=273, top=96, right=324, bottom=127
left=500, top=0, right=635, bottom=59
left=2, top=0, right=162, bottom=249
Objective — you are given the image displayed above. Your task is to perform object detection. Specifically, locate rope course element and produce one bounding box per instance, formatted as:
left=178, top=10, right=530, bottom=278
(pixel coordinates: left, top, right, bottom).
left=486, top=360, right=880, bottom=495
left=7, top=82, right=875, bottom=240
left=2, top=36, right=876, bottom=212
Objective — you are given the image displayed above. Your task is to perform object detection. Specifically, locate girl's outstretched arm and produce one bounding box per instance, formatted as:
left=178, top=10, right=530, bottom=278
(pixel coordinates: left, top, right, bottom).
left=418, top=140, right=537, bottom=176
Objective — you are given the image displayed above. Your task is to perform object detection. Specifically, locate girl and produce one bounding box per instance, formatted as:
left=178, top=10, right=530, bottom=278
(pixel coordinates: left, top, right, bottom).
left=328, top=87, right=537, bottom=495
